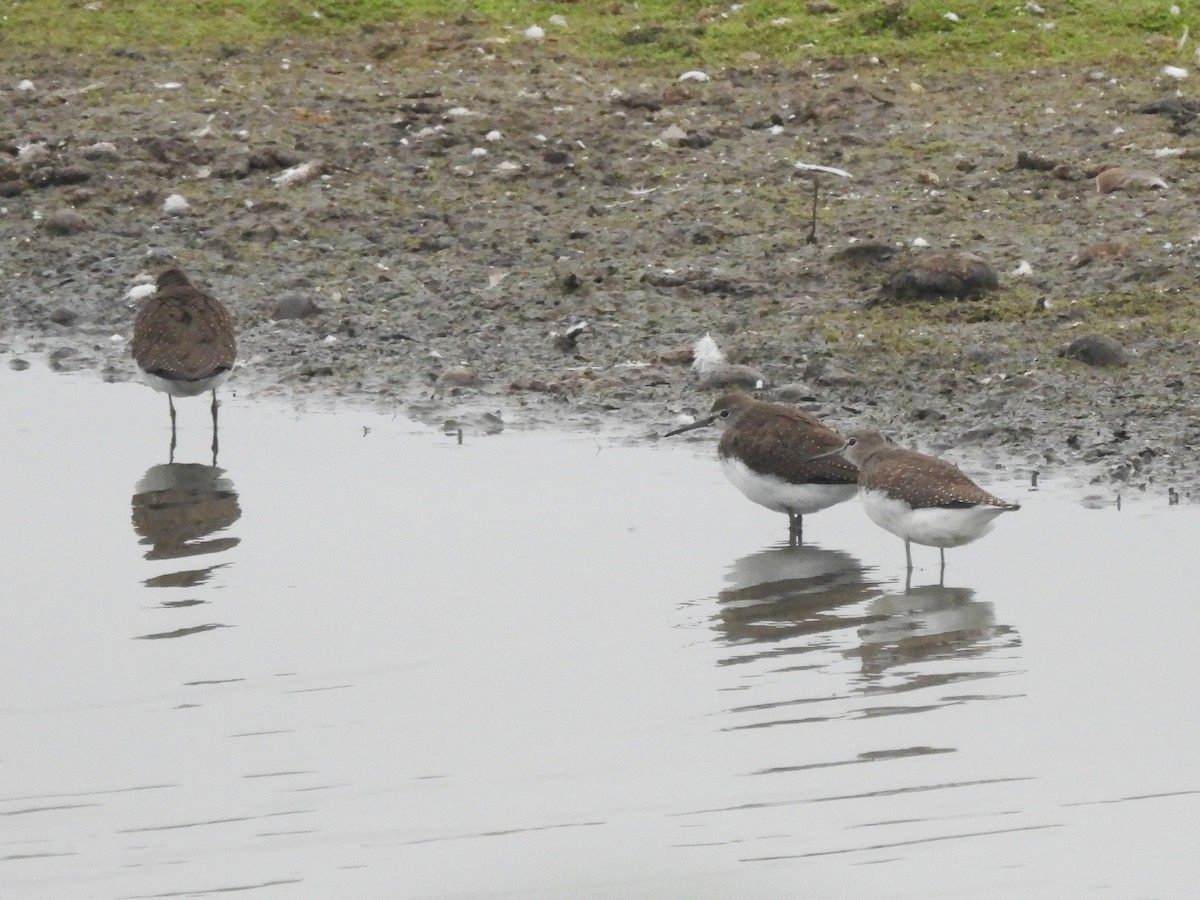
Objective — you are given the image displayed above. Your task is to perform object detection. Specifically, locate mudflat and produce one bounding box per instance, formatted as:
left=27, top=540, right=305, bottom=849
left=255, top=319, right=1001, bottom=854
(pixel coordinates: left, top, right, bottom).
left=4, top=17, right=1198, bottom=491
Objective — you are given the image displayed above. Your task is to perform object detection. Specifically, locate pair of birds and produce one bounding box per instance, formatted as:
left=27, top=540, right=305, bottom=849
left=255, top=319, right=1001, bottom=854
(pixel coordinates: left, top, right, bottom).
left=666, top=393, right=1020, bottom=571
left=131, top=268, right=236, bottom=462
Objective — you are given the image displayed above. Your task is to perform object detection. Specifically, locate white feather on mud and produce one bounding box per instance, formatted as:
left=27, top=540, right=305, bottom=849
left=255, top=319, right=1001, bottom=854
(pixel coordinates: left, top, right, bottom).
left=691, top=334, right=726, bottom=374
left=794, top=161, right=853, bottom=178
left=161, top=193, right=190, bottom=214
left=274, top=160, right=325, bottom=187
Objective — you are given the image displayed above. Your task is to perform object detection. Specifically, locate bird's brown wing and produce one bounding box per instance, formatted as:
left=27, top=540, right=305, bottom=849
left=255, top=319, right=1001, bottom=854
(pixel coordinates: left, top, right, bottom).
left=865, top=450, right=1016, bottom=509
left=719, top=407, right=857, bottom=485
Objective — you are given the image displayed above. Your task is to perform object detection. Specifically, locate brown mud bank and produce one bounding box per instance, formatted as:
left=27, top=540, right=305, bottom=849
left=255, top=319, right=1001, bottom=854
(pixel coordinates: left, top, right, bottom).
left=3, top=30, right=1199, bottom=494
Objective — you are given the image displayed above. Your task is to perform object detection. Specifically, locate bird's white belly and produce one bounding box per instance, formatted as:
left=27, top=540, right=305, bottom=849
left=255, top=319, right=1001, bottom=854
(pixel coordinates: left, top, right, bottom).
left=861, top=489, right=1007, bottom=548
left=721, top=457, right=856, bottom=516
left=140, top=368, right=231, bottom=398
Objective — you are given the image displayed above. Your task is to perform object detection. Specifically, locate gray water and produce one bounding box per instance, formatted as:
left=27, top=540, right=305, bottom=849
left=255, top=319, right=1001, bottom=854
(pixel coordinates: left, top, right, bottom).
left=2, top=362, right=1198, bottom=899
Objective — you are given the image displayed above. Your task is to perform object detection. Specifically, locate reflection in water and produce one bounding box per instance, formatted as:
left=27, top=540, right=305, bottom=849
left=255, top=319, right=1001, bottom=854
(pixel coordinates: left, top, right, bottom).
left=131, top=463, right=241, bottom=563
left=852, top=582, right=1021, bottom=682
left=713, top=542, right=881, bottom=660
left=711, top=545, right=1022, bottom=752
left=131, top=464, right=241, bottom=638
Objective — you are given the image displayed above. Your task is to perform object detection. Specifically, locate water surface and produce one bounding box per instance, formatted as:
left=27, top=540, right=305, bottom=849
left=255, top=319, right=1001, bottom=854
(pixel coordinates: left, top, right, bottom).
left=2, top=363, right=1197, bottom=899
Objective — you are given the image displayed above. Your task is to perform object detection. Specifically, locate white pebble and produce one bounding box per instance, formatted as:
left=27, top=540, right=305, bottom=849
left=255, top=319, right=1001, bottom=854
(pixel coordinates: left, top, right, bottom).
left=446, top=106, right=473, bottom=117
left=678, top=70, right=710, bottom=82
left=470, top=147, right=488, bottom=157
left=943, top=12, right=960, bottom=23
left=17, top=142, right=48, bottom=163
left=548, top=14, right=567, bottom=27
left=1011, top=260, right=1034, bottom=277
left=125, top=283, right=156, bottom=301
left=161, top=194, right=190, bottom=213
left=524, top=24, right=545, bottom=40
left=485, top=129, right=502, bottom=142
left=323, top=335, right=339, bottom=345
left=273, top=160, right=323, bottom=187
left=154, top=81, right=183, bottom=90
left=911, top=237, right=930, bottom=248
left=17, top=79, right=34, bottom=91
left=1163, top=65, right=1188, bottom=80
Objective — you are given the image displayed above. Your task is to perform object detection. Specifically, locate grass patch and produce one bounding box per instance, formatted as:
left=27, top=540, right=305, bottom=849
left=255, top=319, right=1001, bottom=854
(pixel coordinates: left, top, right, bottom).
left=1, top=1, right=1195, bottom=72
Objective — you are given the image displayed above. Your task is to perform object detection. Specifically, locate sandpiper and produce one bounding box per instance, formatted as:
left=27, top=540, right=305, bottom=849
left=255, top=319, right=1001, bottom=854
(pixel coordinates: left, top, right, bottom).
left=664, top=393, right=858, bottom=542
left=826, top=430, right=1019, bottom=571
left=132, top=268, right=236, bottom=462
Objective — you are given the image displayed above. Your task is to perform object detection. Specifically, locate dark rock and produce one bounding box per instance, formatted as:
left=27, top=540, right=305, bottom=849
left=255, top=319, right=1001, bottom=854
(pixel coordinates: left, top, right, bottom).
left=699, top=364, right=765, bottom=391
left=272, top=294, right=321, bottom=320
left=49, top=307, right=78, bottom=326
left=8, top=357, right=30, bottom=371
left=832, top=240, right=895, bottom=267
left=44, top=209, right=89, bottom=235
left=1059, top=333, right=1129, bottom=368
left=879, top=252, right=999, bottom=303
left=27, top=166, right=91, bottom=188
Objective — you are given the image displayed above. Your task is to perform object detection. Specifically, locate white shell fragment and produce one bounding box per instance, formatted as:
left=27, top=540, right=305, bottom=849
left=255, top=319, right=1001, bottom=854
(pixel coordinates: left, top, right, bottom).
left=161, top=193, right=190, bottom=213
left=678, top=71, right=710, bottom=82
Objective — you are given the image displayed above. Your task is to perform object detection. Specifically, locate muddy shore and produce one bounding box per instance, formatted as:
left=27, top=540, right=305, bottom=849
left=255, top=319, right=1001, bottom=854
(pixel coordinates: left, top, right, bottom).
left=3, top=30, right=1199, bottom=494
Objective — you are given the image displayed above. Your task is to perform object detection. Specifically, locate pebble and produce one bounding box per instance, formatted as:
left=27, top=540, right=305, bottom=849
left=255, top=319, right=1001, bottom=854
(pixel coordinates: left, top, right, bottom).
left=698, top=364, right=765, bottom=391
left=881, top=252, right=999, bottom=303
left=439, top=366, right=483, bottom=388
left=1058, top=333, right=1130, bottom=368
left=1095, top=167, right=1168, bottom=193
left=273, top=294, right=321, bottom=320
left=44, top=209, right=89, bottom=235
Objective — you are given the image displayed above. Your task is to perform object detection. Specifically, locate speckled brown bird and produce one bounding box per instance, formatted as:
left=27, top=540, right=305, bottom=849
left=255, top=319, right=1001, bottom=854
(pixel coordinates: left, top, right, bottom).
left=132, top=268, right=236, bottom=461
left=664, top=393, right=858, bottom=542
left=829, top=430, right=1020, bottom=571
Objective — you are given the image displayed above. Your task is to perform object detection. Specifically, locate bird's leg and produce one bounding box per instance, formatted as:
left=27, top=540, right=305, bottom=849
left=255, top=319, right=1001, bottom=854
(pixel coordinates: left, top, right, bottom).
left=211, top=389, right=220, bottom=466
left=939, top=547, right=946, bottom=584
left=905, top=540, right=913, bottom=572
left=168, top=396, right=177, bottom=464
left=788, top=512, right=803, bottom=545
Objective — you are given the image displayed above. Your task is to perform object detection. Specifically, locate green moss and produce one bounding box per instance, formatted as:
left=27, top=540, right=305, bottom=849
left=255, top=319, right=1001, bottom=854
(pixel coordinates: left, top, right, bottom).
left=1, top=1, right=1194, bottom=73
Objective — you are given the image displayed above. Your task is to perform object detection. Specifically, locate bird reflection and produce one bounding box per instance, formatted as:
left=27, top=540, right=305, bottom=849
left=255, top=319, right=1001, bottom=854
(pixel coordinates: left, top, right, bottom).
left=131, top=463, right=241, bottom=576
left=713, top=543, right=881, bottom=661
left=851, top=582, right=1020, bottom=680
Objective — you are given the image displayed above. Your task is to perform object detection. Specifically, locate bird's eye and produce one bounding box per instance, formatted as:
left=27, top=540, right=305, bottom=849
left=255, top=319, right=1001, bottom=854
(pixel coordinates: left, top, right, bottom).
left=720, top=409, right=731, bottom=418
left=846, top=437, right=857, bottom=446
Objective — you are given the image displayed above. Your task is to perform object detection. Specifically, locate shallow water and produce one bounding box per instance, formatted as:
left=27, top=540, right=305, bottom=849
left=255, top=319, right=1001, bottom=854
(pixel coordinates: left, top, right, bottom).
left=2, top=362, right=1198, bottom=899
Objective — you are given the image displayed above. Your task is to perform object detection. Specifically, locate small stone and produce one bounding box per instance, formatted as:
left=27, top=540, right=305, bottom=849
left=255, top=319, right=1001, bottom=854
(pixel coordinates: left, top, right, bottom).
left=80, top=142, right=120, bottom=160
left=1095, top=167, right=1168, bottom=193
left=8, top=357, right=31, bottom=371
left=962, top=343, right=1001, bottom=364
left=699, top=364, right=765, bottom=391
left=44, top=209, right=89, bottom=235
left=272, top=294, right=320, bottom=320
left=49, top=307, right=78, bottom=326
left=439, top=366, right=482, bottom=388
left=1059, top=333, right=1129, bottom=368
left=1070, top=240, right=1132, bottom=268
left=915, top=168, right=940, bottom=186
left=880, top=252, right=999, bottom=303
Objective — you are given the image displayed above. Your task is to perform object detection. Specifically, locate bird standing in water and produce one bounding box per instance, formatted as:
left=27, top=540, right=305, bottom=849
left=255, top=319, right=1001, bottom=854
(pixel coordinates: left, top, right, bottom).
left=826, top=429, right=1020, bottom=574
left=132, top=268, right=236, bottom=464
left=665, top=393, right=858, bottom=543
